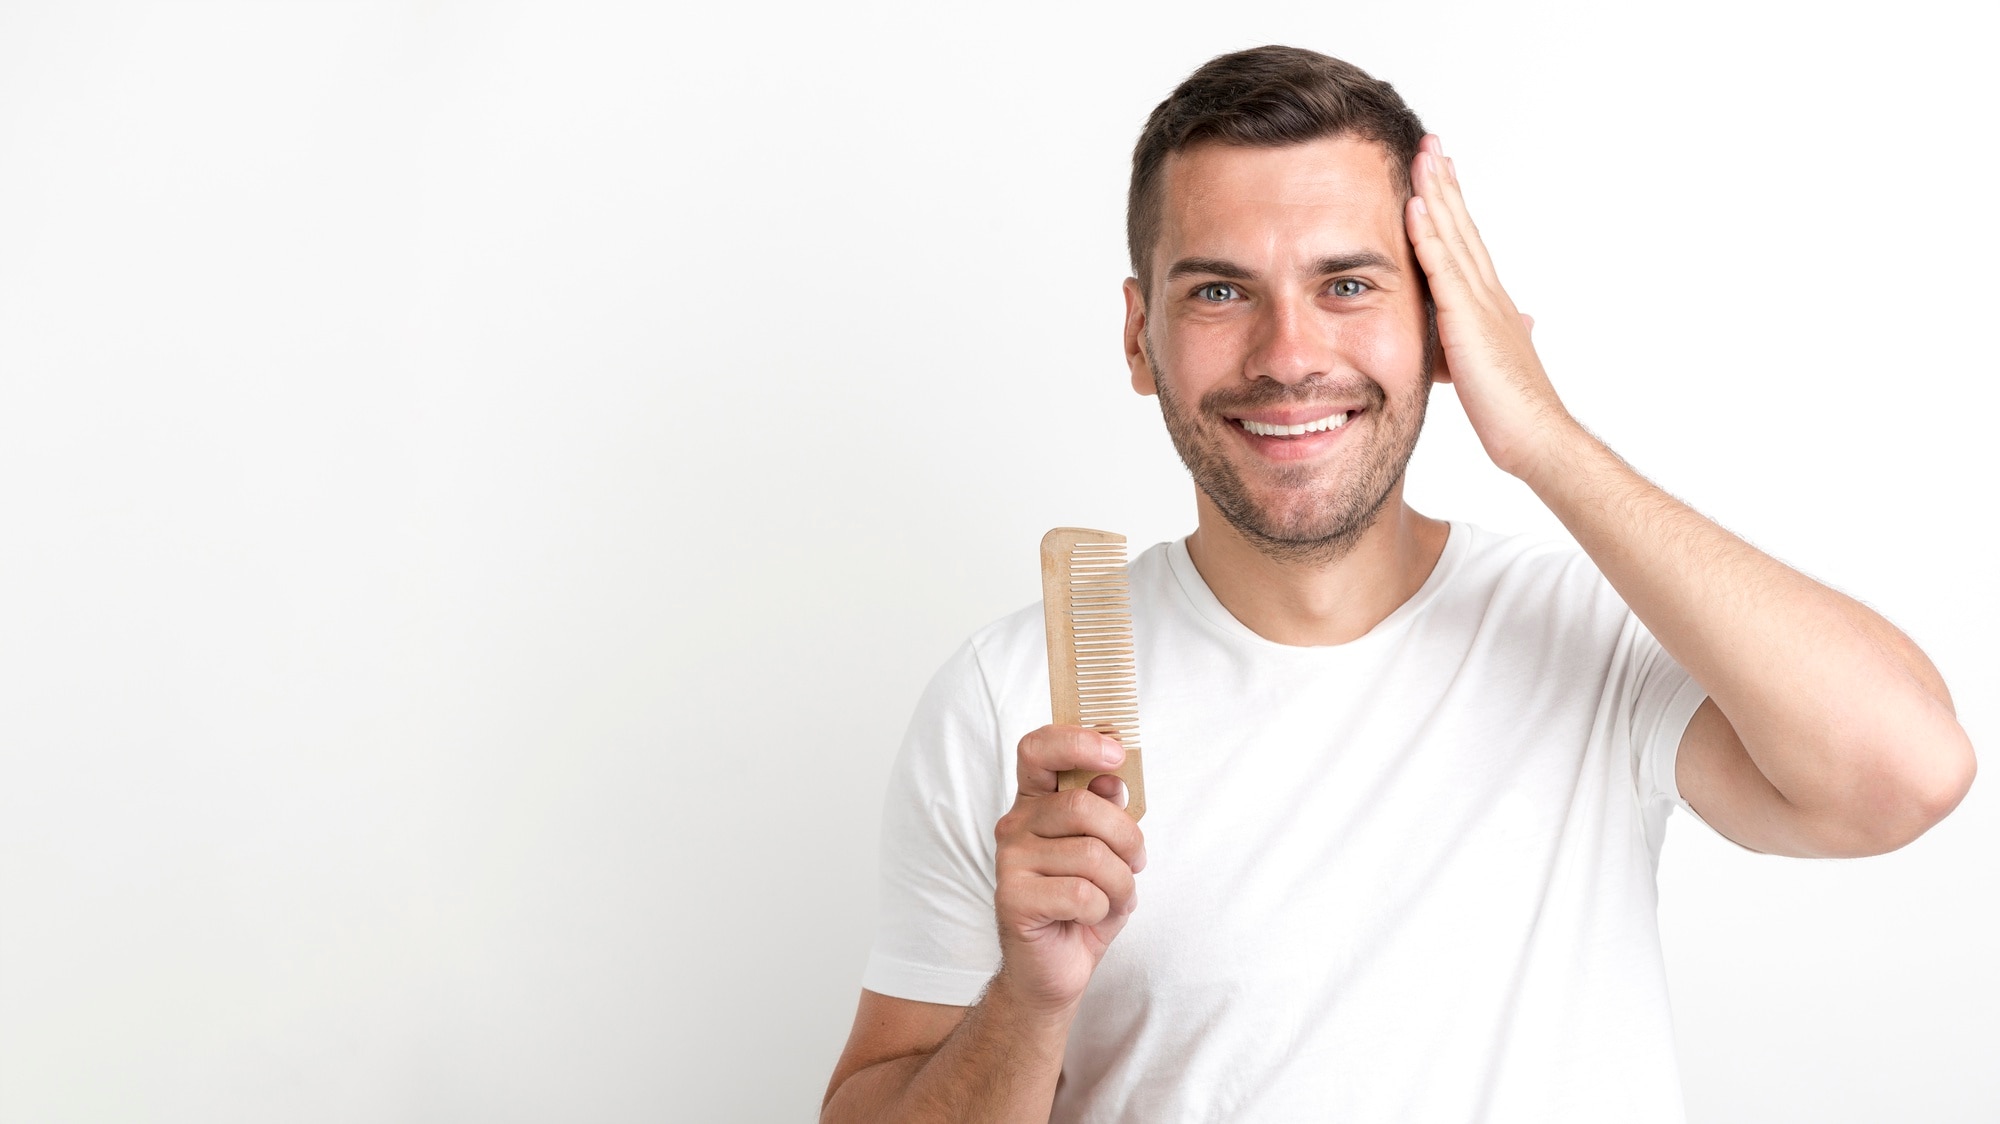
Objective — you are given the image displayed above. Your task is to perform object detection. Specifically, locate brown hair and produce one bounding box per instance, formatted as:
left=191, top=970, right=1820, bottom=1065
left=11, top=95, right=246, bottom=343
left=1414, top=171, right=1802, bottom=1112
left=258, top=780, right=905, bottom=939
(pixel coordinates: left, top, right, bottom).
left=1127, top=46, right=1426, bottom=292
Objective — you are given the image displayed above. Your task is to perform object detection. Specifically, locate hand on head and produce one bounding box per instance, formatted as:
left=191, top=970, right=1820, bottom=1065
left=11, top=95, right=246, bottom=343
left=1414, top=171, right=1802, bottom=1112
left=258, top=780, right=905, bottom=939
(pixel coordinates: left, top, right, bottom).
left=1404, top=134, right=1573, bottom=479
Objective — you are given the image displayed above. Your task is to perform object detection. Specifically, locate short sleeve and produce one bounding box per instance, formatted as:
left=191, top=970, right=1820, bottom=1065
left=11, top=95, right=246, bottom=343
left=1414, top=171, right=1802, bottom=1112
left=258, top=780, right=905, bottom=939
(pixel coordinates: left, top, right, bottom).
left=859, top=640, right=1009, bottom=1006
left=1613, top=612, right=1711, bottom=819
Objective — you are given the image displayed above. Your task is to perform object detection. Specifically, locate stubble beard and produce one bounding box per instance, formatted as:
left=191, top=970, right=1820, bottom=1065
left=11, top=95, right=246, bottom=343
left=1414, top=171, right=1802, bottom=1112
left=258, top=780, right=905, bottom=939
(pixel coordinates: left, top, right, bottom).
left=1150, top=330, right=1436, bottom=567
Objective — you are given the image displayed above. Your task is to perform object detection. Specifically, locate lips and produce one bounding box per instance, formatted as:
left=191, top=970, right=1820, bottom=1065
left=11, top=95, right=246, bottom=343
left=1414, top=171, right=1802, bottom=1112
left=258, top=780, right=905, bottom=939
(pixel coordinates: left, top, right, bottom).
left=1235, top=410, right=1352, bottom=437
left=1224, top=406, right=1362, bottom=461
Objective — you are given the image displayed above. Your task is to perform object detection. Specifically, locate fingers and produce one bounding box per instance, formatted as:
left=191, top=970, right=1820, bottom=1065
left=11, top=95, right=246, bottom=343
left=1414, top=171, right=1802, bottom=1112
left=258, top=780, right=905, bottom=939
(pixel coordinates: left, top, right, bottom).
left=1009, top=726, right=1147, bottom=873
left=1012, top=785, right=1147, bottom=871
left=1087, top=773, right=1128, bottom=809
left=1428, top=147, right=1503, bottom=292
left=996, top=798, right=1143, bottom=927
left=1408, top=155, right=1474, bottom=295
left=1006, top=876, right=1120, bottom=929
left=1016, top=724, right=1124, bottom=798
left=997, top=730, right=1150, bottom=932
left=1406, top=191, right=1465, bottom=303
left=997, top=832, right=1139, bottom=926
left=1408, top=138, right=1503, bottom=298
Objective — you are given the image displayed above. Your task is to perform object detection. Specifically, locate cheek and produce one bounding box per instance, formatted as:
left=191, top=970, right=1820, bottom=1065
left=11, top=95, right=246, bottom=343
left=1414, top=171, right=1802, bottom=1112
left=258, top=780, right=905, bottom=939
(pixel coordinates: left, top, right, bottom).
left=1160, top=319, right=1242, bottom=393
left=1336, top=307, right=1428, bottom=382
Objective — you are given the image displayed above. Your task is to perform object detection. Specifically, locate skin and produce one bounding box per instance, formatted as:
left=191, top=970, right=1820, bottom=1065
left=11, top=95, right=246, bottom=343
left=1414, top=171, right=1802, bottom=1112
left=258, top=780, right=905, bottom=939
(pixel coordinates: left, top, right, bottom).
left=821, top=131, right=1978, bottom=1123
left=1129, top=136, right=1452, bottom=646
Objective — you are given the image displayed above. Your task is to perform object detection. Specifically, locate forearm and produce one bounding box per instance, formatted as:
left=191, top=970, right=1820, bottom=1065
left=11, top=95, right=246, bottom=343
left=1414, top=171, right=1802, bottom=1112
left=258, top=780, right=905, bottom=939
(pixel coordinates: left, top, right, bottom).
left=1400, top=141, right=1970, bottom=843
left=1519, top=422, right=1970, bottom=818
left=821, top=975, right=1074, bottom=1124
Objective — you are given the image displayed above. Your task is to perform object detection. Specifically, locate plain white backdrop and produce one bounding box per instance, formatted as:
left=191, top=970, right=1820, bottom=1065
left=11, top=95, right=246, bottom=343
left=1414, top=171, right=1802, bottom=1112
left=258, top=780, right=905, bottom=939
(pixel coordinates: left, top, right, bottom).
left=2, top=1, right=1994, bottom=1121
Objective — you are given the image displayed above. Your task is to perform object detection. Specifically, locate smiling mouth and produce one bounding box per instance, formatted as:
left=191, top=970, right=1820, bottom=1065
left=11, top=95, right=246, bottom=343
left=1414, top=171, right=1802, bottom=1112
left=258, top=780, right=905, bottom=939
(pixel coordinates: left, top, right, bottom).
left=1233, top=410, right=1355, bottom=437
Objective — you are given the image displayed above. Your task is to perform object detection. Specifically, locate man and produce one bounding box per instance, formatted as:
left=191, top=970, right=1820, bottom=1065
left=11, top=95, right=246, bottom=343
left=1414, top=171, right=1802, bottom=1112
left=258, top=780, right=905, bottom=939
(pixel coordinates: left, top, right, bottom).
left=820, top=46, right=1974, bottom=1121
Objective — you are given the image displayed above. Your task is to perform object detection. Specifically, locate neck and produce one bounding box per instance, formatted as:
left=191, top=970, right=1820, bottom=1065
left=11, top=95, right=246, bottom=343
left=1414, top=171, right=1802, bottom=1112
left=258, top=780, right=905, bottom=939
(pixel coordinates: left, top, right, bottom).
left=1184, top=486, right=1450, bottom=647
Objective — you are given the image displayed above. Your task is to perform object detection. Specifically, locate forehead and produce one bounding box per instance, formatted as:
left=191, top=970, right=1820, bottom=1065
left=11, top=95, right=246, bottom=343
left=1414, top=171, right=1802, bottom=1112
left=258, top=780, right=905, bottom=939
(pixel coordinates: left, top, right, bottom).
left=1153, top=135, right=1405, bottom=278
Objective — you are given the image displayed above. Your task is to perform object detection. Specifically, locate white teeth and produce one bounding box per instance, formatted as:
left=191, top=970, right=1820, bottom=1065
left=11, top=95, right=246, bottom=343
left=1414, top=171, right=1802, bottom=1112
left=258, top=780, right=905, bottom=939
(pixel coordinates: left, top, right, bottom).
left=1239, top=412, right=1350, bottom=437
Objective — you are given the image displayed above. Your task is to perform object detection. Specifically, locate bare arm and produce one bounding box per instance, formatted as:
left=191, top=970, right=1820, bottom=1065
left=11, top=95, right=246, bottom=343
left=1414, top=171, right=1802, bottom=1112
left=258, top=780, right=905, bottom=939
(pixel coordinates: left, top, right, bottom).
left=820, top=982, right=1073, bottom=1123
left=1403, top=136, right=1975, bottom=856
left=822, top=727, right=1145, bottom=1121
left=1520, top=431, right=1972, bottom=856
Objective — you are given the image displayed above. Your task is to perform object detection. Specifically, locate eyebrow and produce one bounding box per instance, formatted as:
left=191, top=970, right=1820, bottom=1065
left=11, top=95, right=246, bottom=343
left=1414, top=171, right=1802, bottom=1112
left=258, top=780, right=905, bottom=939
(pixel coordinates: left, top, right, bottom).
left=1163, top=252, right=1401, bottom=283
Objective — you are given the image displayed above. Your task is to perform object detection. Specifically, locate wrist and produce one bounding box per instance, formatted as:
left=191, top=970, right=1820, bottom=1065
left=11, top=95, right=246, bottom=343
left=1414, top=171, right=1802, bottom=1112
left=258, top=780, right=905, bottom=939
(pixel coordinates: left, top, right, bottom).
left=983, top=966, right=1084, bottom=1031
left=1506, top=411, right=1594, bottom=493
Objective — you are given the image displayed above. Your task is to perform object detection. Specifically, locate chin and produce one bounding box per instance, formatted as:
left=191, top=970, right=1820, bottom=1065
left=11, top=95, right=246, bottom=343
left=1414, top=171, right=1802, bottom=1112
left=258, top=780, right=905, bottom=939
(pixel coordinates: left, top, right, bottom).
left=1218, top=476, right=1400, bottom=558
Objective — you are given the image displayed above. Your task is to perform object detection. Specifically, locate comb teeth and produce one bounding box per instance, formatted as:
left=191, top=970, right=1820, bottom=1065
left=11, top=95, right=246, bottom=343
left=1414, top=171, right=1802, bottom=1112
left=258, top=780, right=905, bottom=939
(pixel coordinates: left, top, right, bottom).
left=1067, top=542, right=1140, bottom=750
left=1041, top=528, right=1145, bottom=820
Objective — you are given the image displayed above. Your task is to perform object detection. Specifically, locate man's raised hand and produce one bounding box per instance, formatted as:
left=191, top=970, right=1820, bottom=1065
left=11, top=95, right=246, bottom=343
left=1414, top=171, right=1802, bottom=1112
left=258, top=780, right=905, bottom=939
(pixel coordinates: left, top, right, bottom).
left=990, top=725, right=1148, bottom=1016
left=1404, top=133, right=1579, bottom=483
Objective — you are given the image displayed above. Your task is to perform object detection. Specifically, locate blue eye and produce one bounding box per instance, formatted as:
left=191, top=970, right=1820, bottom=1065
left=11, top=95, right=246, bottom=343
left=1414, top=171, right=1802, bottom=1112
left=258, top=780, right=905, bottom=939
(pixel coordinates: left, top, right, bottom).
left=1331, top=278, right=1368, bottom=297
left=1195, top=282, right=1238, bottom=302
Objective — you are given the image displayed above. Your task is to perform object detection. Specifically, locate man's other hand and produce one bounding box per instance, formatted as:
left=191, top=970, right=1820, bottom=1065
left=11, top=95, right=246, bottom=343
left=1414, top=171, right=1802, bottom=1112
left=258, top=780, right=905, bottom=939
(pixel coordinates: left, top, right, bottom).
left=1405, top=133, right=1579, bottom=483
left=991, top=725, right=1148, bottom=1015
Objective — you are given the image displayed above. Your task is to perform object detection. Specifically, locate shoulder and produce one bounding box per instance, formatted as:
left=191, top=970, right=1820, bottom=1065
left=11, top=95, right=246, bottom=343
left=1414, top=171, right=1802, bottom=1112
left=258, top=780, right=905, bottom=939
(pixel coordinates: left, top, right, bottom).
left=1428, top=522, right=1636, bottom=657
left=945, top=539, right=1178, bottom=737
left=959, top=597, right=1047, bottom=711
left=961, top=538, right=1178, bottom=698
left=1443, top=522, right=1627, bottom=616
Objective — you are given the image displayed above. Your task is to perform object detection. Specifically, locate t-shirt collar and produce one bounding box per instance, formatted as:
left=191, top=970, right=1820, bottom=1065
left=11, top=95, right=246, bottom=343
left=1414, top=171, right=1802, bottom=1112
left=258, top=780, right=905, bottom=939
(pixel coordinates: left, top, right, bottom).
left=1163, top=521, right=1471, bottom=652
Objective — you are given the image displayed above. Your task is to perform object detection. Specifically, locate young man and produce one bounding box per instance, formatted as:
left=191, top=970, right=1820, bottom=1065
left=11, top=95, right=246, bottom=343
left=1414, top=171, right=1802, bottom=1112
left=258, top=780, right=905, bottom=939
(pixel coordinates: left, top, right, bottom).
left=821, top=46, right=1974, bottom=1122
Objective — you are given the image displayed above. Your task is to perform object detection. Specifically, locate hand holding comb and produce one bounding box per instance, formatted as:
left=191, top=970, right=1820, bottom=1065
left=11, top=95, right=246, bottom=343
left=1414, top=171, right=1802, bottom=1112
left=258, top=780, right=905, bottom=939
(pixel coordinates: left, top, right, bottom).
left=1041, top=528, right=1145, bottom=820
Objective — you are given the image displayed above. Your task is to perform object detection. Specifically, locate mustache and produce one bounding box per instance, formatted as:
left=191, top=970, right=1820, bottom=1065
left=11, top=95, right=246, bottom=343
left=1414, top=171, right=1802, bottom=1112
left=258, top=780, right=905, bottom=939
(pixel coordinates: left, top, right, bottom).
left=1198, top=375, right=1387, bottom=416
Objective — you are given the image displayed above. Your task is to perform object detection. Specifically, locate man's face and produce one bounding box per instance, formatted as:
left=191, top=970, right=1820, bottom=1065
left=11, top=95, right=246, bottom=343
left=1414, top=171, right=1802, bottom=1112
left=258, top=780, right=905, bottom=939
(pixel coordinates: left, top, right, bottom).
left=1123, top=135, right=1435, bottom=561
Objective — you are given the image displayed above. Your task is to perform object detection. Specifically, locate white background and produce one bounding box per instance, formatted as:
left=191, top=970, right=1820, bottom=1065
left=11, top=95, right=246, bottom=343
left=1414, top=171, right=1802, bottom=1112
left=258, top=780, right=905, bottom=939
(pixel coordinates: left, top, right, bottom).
left=2, top=2, right=1994, bottom=1121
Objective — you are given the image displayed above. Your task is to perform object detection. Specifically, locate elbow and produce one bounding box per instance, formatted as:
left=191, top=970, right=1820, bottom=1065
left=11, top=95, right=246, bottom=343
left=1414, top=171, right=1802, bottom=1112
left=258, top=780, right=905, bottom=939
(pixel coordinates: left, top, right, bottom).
left=1818, top=727, right=1977, bottom=857
left=1904, top=724, right=1977, bottom=838
left=1910, top=727, right=1977, bottom=834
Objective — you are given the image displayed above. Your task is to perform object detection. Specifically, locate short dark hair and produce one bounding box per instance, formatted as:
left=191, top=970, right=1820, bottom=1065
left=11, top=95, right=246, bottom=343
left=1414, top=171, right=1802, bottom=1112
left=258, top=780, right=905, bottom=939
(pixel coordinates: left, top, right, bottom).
left=1126, top=46, right=1426, bottom=292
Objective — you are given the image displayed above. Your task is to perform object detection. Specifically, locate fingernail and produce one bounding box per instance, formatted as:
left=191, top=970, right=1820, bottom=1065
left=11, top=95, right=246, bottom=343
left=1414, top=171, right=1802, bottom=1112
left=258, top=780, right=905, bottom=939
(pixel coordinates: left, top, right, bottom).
left=1102, top=738, right=1124, bottom=766
left=1133, top=846, right=1148, bottom=873
left=1412, top=195, right=1429, bottom=216
left=1445, top=156, right=1457, bottom=183
left=1432, top=135, right=1445, bottom=156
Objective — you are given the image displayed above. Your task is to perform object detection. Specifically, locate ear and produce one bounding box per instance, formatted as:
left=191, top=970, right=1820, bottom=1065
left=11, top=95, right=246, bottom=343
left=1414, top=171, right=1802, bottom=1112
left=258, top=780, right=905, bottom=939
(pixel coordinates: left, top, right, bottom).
left=1122, top=277, right=1157, bottom=396
left=1425, top=299, right=1453, bottom=384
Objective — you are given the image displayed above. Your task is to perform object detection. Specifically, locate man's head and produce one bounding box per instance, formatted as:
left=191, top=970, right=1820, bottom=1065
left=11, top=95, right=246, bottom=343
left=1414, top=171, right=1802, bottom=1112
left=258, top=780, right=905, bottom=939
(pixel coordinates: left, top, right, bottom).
left=1127, top=47, right=1426, bottom=297
left=1123, top=47, right=1436, bottom=564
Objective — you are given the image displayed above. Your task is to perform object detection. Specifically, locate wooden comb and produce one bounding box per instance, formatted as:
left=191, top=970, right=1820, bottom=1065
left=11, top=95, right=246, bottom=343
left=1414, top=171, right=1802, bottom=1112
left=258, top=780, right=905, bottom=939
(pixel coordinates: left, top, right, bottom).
left=1040, top=527, right=1145, bottom=820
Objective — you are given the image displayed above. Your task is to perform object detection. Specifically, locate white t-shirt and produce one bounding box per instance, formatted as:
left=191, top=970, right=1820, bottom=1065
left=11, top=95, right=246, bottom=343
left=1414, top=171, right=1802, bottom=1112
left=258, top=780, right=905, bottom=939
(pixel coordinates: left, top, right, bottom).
left=863, top=523, right=1711, bottom=1122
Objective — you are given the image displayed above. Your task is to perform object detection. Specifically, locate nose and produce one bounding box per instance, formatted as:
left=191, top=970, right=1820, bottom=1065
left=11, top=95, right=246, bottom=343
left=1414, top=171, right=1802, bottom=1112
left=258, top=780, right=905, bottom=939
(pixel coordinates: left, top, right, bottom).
left=1245, top=292, right=1331, bottom=386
